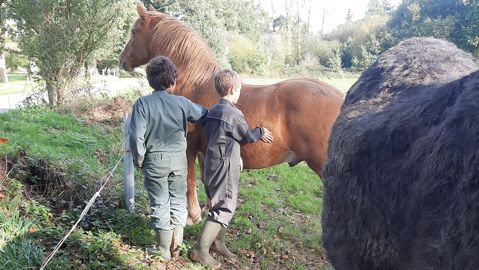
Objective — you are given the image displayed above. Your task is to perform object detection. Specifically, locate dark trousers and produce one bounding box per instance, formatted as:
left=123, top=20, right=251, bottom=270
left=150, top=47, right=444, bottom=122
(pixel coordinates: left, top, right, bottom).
left=205, top=158, right=240, bottom=226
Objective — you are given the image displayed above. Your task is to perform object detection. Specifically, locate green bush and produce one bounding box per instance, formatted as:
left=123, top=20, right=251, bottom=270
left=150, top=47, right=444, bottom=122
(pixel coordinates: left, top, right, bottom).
left=228, top=34, right=268, bottom=75
left=303, top=37, right=342, bottom=69
left=258, top=33, right=287, bottom=74
left=5, top=51, right=29, bottom=73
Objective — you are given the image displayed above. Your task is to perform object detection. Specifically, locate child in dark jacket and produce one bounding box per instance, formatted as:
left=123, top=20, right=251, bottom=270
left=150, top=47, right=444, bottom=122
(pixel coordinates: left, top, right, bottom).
left=190, top=69, right=274, bottom=269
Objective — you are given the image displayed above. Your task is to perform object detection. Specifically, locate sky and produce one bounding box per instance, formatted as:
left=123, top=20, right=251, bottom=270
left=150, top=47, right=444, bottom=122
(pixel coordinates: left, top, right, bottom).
left=261, top=0, right=403, bottom=33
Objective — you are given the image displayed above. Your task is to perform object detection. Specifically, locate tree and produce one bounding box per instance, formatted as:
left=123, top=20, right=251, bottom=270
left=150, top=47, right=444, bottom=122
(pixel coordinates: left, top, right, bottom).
left=326, top=13, right=390, bottom=69
left=345, top=9, right=354, bottom=23
left=452, top=0, right=479, bottom=56
left=9, top=0, right=130, bottom=106
left=365, top=0, right=394, bottom=17
left=0, top=0, right=8, bottom=83
left=388, top=0, right=461, bottom=42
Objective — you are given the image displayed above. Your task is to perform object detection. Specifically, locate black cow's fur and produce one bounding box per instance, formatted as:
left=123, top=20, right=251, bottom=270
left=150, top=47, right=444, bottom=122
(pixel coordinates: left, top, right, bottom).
left=322, top=37, right=479, bottom=270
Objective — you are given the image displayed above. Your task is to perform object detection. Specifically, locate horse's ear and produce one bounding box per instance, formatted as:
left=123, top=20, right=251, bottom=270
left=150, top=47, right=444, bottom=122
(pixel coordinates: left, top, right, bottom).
left=136, top=2, right=148, bottom=20
left=147, top=4, right=157, bottom=12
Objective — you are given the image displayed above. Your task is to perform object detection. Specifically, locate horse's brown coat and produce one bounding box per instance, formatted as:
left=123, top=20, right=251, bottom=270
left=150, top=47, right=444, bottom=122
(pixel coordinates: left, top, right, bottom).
left=120, top=4, right=344, bottom=224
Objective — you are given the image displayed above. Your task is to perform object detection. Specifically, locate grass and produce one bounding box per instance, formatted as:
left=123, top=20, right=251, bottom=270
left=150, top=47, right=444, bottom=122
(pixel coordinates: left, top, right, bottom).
left=0, top=101, right=331, bottom=269
left=0, top=74, right=36, bottom=96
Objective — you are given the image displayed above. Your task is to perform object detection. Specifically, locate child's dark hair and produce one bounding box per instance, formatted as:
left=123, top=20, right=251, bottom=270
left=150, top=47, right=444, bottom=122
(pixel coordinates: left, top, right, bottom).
left=214, top=69, right=242, bottom=97
left=146, top=56, right=177, bottom=90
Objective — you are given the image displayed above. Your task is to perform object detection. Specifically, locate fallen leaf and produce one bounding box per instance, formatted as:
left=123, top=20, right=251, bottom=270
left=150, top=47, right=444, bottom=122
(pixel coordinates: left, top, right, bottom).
left=28, top=225, right=38, bottom=233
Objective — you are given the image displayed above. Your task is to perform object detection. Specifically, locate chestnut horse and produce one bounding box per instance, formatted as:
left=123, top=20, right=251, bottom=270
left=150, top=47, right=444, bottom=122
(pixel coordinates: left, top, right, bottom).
left=120, top=3, right=344, bottom=225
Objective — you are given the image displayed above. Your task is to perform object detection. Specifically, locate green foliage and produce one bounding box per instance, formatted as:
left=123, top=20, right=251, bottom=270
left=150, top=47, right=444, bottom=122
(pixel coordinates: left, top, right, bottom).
left=257, top=34, right=287, bottom=74
left=0, top=178, right=44, bottom=270
left=303, top=37, right=342, bottom=69
left=366, top=0, right=393, bottom=16
left=389, top=0, right=458, bottom=40
left=387, top=0, right=478, bottom=56
left=228, top=34, right=267, bottom=75
left=327, top=15, right=391, bottom=70
left=23, top=199, right=53, bottom=223
left=0, top=210, right=35, bottom=245
left=8, top=0, right=131, bottom=106
left=5, top=50, right=28, bottom=73
left=0, top=238, right=44, bottom=269
left=452, top=0, right=479, bottom=56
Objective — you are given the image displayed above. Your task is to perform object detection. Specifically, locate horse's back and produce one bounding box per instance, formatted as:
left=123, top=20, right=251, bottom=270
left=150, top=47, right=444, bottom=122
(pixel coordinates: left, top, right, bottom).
left=323, top=37, right=479, bottom=270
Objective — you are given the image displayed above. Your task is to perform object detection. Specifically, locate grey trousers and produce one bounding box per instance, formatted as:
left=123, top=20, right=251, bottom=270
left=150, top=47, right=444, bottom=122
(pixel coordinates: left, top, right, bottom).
left=142, top=152, right=188, bottom=231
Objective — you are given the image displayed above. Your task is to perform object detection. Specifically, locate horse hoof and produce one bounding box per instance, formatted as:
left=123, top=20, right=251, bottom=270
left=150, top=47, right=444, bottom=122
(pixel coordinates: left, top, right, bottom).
left=187, top=215, right=202, bottom=226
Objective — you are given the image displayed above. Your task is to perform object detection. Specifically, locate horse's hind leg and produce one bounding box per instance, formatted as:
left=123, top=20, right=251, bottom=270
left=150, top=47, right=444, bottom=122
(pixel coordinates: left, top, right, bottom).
left=186, top=139, right=202, bottom=225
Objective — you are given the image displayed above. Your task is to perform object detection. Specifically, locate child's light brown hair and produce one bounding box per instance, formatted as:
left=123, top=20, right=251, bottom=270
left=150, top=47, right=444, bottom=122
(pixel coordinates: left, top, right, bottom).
left=213, top=69, right=242, bottom=97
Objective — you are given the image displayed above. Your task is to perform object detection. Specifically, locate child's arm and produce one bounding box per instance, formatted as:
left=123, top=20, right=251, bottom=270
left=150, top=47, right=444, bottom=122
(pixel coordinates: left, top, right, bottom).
left=230, top=115, right=274, bottom=144
left=129, top=99, right=147, bottom=168
left=186, top=100, right=208, bottom=126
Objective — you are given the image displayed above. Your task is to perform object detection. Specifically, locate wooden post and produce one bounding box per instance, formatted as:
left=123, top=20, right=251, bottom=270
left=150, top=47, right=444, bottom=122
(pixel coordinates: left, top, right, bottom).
left=123, top=113, right=135, bottom=212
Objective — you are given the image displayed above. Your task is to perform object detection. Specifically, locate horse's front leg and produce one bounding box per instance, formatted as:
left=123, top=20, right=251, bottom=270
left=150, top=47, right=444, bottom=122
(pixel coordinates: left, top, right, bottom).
left=186, top=132, right=202, bottom=226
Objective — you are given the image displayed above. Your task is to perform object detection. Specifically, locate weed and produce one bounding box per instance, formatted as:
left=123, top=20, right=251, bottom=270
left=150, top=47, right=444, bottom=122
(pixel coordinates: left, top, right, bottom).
left=0, top=238, right=44, bottom=269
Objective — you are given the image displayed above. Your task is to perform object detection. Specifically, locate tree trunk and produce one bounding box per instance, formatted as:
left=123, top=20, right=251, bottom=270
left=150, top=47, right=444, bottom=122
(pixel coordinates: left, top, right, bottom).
left=46, top=81, right=57, bottom=107
left=0, top=11, right=7, bottom=84
left=0, top=53, right=7, bottom=83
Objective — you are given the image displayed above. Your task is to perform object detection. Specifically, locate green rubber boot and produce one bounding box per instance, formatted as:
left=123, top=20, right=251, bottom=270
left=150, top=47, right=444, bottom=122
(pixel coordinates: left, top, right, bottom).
left=189, top=219, right=222, bottom=269
left=211, top=227, right=237, bottom=258
left=146, top=230, right=173, bottom=260
left=170, top=227, right=184, bottom=257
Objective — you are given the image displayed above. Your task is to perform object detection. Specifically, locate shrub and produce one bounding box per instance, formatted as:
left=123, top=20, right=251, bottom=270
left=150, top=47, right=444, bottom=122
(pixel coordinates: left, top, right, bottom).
left=228, top=34, right=268, bottom=76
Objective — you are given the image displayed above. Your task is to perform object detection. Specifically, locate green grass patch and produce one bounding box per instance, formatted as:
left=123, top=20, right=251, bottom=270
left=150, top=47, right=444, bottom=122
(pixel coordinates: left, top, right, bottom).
left=0, top=104, right=330, bottom=269
left=7, top=74, right=28, bottom=82
left=0, top=80, right=34, bottom=96
left=322, top=77, right=358, bottom=93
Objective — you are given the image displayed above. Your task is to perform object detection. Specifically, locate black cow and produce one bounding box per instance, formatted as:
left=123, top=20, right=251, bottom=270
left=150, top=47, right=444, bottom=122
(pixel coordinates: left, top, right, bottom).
left=322, top=37, right=479, bottom=270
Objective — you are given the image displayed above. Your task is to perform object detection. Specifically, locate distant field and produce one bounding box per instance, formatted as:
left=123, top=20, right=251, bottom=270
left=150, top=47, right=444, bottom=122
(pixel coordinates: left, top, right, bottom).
left=0, top=74, right=35, bottom=96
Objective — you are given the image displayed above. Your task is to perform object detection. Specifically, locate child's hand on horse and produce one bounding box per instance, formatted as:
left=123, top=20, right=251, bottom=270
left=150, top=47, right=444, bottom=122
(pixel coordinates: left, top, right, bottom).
left=261, top=128, right=274, bottom=143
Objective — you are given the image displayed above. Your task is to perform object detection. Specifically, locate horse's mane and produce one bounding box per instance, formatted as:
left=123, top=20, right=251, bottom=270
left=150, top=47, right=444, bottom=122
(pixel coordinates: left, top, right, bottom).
left=148, top=12, right=219, bottom=87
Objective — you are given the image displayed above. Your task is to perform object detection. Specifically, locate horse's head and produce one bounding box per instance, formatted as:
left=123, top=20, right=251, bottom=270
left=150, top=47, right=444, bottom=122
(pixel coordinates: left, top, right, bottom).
left=119, top=3, right=154, bottom=71
left=119, top=3, right=219, bottom=91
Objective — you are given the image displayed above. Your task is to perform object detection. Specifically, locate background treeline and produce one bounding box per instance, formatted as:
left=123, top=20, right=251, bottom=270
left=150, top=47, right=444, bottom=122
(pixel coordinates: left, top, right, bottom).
left=0, top=0, right=478, bottom=105
left=141, top=0, right=479, bottom=76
